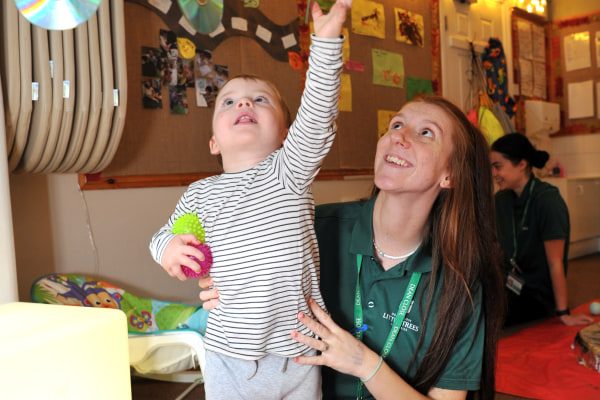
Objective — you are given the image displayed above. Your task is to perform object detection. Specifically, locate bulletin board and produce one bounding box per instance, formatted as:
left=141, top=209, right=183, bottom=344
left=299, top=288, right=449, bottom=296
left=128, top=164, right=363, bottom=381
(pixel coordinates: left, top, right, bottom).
left=80, top=0, right=439, bottom=189
left=510, top=8, right=548, bottom=133
left=547, top=10, right=600, bottom=135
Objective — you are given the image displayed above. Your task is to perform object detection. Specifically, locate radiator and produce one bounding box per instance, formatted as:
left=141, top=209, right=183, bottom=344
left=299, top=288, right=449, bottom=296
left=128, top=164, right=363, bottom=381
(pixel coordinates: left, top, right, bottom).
left=0, top=0, right=128, bottom=174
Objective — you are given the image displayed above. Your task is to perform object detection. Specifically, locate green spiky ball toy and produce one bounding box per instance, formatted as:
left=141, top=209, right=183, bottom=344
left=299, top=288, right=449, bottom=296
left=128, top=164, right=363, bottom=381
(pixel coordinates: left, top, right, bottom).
left=172, top=213, right=212, bottom=278
left=172, top=213, right=205, bottom=243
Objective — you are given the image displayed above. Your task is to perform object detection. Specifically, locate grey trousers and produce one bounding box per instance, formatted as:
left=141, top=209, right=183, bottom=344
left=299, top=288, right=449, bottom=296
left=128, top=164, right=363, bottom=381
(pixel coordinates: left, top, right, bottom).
left=204, top=349, right=321, bottom=400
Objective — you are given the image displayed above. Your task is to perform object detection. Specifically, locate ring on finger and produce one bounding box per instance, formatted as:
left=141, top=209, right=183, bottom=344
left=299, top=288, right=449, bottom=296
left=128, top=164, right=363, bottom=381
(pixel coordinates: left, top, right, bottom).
left=322, top=341, right=329, bottom=351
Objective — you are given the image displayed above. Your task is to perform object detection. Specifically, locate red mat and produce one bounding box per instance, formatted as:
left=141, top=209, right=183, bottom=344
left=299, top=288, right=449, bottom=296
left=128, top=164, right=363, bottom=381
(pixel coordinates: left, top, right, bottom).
left=496, top=301, right=600, bottom=399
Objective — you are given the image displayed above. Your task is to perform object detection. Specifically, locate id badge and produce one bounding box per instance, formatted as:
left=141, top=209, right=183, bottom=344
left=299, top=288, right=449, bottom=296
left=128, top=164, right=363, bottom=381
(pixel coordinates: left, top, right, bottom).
left=506, top=271, right=525, bottom=295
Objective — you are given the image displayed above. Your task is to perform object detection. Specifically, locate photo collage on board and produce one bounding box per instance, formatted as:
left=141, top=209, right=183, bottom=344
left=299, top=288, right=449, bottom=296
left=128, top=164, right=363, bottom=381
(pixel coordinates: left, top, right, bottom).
left=141, top=29, right=229, bottom=112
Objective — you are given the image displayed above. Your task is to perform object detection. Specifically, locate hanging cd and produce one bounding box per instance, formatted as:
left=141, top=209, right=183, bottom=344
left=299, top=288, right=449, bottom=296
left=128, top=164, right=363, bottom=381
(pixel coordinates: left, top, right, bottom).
left=178, top=0, right=224, bottom=35
left=14, top=0, right=101, bottom=31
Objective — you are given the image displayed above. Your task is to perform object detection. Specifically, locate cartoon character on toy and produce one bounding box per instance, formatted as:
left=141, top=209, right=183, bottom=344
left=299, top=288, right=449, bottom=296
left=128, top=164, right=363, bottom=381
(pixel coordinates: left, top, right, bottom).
left=46, top=274, right=122, bottom=309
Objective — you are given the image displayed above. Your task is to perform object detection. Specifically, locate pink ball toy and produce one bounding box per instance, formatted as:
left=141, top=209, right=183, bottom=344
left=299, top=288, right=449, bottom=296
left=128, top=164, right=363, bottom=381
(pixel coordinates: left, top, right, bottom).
left=181, top=243, right=213, bottom=278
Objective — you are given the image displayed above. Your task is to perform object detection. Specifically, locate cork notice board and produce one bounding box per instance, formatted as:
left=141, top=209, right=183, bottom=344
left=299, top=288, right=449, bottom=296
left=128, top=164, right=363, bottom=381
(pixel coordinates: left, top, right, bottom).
left=81, top=0, right=437, bottom=189
left=547, top=11, right=600, bottom=135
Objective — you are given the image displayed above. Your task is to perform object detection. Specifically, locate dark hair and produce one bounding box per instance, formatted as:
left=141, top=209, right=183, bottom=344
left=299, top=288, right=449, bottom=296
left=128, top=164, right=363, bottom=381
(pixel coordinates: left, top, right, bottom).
left=381, top=96, right=505, bottom=400
left=491, top=133, right=549, bottom=169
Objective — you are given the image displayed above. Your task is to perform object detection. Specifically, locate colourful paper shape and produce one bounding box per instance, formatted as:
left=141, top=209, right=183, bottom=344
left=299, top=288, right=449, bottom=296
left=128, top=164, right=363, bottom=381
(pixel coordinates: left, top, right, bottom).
left=345, top=60, right=365, bottom=72
left=352, top=0, right=385, bottom=39
left=339, top=74, right=352, bottom=112
left=406, top=76, right=433, bottom=101
left=288, top=52, right=304, bottom=71
left=394, top=8, right=424, bottom=47
left=372, top=49, right=404, bottom=88
left=377, top=109, right=397, bottom=138
left=342, top=27, right=350, bottom=62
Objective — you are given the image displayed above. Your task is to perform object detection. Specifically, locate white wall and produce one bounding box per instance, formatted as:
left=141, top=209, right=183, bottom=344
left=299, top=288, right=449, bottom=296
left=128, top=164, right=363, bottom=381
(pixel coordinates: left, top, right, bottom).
left=551, top=134, right=600, bottom=177
left=550, top=0, right=600, bottom=19
left=10, top=172, right=373, bottom=303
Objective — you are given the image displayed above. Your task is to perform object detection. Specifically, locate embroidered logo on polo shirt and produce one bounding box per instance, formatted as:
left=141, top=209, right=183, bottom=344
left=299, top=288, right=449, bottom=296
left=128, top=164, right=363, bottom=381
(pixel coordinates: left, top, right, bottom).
left=381, top=300, right=421, bottom=333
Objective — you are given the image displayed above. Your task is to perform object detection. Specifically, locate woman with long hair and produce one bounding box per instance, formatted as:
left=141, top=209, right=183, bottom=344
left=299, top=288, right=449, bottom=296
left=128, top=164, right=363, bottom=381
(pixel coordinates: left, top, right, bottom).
left=201, top=96, right=505, bottom=399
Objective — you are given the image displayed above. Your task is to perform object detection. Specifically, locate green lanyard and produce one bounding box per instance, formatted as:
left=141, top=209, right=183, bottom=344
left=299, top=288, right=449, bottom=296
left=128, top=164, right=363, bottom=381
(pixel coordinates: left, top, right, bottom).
left=354, top=254, right=422, bottom=399
left=510, top=180, right=535, bottom=271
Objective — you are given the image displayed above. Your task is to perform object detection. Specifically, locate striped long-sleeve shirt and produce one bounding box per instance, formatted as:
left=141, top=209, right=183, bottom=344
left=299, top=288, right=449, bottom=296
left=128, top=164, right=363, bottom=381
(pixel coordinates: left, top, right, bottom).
left=149, top=36, right=344, bottom=360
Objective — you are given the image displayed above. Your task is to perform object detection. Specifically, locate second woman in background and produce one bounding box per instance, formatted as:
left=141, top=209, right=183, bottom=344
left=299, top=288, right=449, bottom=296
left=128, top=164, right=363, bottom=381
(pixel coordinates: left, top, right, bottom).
left=491, top=133, right=593, bottom=327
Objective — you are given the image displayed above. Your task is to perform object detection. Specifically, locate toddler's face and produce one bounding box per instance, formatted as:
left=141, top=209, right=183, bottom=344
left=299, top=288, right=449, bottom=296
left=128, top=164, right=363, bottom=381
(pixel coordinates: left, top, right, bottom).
left=210, top=78, right=288, bottom=171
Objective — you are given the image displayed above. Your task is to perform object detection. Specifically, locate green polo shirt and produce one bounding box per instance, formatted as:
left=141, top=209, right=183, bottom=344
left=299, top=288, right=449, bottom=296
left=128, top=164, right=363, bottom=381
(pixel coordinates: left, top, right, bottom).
left=495, top=176, right=570, bottom=314
left=315, top=197, right=484, bottom=399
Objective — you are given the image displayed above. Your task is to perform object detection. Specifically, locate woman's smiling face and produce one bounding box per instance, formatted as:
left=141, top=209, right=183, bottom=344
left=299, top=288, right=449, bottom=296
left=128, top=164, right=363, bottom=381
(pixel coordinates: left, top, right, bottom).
left=490, top=150, right=528, bottom=192
left=374, top=101, right=454, bottom=196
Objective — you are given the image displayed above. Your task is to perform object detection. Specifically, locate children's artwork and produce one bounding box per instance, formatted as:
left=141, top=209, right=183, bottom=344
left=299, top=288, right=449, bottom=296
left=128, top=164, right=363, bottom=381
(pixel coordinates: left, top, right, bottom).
left=288, top=52, right=304, bottom=71
left=372, top=49, right=404, bottom=89
left=394, top=8, right=424, bottom=47
left=342, top=27, right=350, bottom=62
left=406, top=76, right=433, bottom=101
left=177, top=37, right=196, bottom=59
left=315, top=0, right=335, bottom=12
left=142, top=78, right=163, bottom=109
left=339, top=73, right=352, bottom=112
left=141, top=46, right=162, bottom=78
left=345, top=60, right=364, bottom=72
left=194, top=49, right=229, bottom=107
left=351, top=0, right=385, bottom=39
left=377, top=109, right=397, bottom=138
left=169, top=85, right=189, bottom=115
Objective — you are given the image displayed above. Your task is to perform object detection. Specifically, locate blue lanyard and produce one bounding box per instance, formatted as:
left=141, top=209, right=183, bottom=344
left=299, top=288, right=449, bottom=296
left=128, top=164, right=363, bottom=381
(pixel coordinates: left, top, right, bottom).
left=354, top=254, right=421, bottom=399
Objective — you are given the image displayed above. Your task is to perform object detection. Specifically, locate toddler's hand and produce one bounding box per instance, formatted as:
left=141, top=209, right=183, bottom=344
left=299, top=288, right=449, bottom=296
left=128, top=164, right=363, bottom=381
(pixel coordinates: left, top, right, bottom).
left=312, top=0, right=352, bottom=39
left=160, top=234, right=204, bottom=281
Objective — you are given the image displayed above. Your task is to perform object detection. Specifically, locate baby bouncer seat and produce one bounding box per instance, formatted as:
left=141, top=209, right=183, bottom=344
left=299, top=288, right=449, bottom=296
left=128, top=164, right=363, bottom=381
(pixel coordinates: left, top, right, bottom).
left=31, top=273, right=209, bottom=399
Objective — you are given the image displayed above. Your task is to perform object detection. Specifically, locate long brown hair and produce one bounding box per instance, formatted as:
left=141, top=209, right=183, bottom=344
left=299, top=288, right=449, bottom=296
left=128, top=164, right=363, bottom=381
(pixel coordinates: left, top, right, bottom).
left=406, top=97, right=504, bottom=399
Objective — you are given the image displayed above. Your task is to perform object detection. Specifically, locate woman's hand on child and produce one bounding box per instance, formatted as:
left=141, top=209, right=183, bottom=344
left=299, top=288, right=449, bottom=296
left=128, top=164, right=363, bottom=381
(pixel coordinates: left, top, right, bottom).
left=291, top=297, right=382, bottom=381
left=199, top=275, right=220, bottom=310
left=161, top=234, right=204, bottom=281
left=312, top=0, right=352, bottom=39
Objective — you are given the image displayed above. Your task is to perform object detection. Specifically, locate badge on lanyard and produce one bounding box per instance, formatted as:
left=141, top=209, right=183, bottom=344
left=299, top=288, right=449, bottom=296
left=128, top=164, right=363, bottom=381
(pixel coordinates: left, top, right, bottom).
left=506, top=258, right=524, bottom=295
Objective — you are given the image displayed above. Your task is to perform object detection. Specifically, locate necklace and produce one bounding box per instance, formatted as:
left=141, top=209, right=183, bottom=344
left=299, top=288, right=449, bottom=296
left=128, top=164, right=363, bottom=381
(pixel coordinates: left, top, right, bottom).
left=373, top=238, right=420, bottom=260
